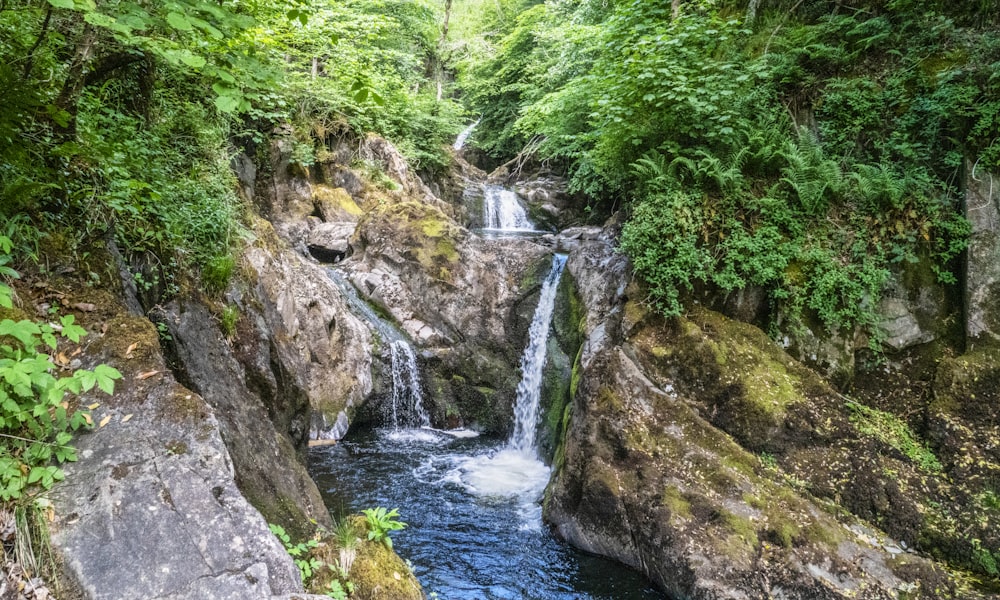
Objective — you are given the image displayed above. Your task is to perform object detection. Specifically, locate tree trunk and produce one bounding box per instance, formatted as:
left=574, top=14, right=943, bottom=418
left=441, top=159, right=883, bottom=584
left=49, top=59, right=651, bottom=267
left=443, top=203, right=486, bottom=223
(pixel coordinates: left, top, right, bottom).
left=54, top=22, right=98, bottom=138
left=672, top=0, right=681, bottom=19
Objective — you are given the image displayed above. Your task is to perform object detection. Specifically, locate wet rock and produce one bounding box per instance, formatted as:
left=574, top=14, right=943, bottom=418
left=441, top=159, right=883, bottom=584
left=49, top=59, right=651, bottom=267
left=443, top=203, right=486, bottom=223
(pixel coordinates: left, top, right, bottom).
left=964, top=161, right=1000, bottom=344
left=307, top=221, right=356, bottom=263
left=241, top=227, right=373, bottom=438
left=545, top=238, right=976, bottom=599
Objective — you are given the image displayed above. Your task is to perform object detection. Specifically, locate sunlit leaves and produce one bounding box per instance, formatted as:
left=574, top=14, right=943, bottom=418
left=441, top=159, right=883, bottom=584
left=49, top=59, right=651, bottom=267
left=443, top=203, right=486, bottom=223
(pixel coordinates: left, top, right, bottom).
left=0, top=253, right=120, bottom=502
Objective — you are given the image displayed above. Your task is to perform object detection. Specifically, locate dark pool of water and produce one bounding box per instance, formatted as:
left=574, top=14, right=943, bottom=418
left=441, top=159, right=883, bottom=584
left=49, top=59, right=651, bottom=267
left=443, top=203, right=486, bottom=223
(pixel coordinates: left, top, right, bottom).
left=309, top=427, right=665, bottom=600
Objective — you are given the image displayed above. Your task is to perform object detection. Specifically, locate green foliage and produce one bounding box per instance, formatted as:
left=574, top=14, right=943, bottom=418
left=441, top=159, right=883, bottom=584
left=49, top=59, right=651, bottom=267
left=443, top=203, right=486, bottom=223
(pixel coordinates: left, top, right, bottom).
left=220, top=305, right=240, bottom=339
left=362, top=506, right=407, bottom=550
left=846, top=400, right=942, bottom=473
left=269, top=523, right=323, bottom=583
left=270, top=521, right=358, bottom=599
left=460, top=0, right=985, bottom=340
left=0, top=238, right=121, bottom=502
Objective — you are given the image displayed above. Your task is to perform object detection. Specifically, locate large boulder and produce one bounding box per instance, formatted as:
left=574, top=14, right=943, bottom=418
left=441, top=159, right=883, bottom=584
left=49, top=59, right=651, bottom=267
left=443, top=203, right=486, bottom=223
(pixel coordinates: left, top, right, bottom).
left=544, top=238, right=986, bottom=598
left=44, top=288, right=328, bottom=600
left=237, top=221, right=374, bottom=439
left=342, top=198, right=552, bottom=432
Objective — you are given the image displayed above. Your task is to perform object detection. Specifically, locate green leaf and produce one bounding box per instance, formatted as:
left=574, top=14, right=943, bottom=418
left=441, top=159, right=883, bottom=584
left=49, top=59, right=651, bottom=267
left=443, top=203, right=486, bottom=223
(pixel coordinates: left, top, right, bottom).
left=94, top=364, right=122, bottom=395
left=47, top=0, right=76, bottom=8
left=179, top=51, right=206, bottom=68
left=75, top=369, right=98, bottom=393
left=166, top=12, right=193, bottom=31
left=214, top=94, right=241, bottom=113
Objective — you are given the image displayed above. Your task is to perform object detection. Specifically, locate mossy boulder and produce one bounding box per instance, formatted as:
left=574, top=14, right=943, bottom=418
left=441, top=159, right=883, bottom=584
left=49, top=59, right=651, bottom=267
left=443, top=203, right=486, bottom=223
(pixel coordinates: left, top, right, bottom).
left=313, top=184, right=364, bottom=222
left=546, top=238, right=990, bottom=598
left=307, top=517, right=422, bottom=600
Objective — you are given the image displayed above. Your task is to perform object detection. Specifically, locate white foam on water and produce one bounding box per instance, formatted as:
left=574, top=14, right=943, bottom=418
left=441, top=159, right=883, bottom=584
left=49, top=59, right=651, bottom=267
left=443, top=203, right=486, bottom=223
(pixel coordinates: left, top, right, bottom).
left=382, top=427, right=445, bottom=445
left=438, top=428, right=480, bottom=439
left=459, top=448, right=550, bottom=498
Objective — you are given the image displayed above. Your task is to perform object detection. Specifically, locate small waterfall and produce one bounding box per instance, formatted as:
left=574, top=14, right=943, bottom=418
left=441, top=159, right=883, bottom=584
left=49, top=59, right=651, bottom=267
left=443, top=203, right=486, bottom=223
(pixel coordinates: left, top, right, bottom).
left=453, top=120, right=479, bottom=151
left=483, top=185, right=534, bottom=231
left=508, top=254, right=567, bottom=454
left=325, top=269, right=430, bottom=430
left=389, top=340, right=431, bottom=429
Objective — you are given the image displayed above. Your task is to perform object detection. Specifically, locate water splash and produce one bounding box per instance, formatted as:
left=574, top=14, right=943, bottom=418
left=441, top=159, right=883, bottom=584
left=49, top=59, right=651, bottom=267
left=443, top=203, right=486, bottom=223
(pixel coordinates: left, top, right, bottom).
left=453, top=120, right=479, bottom=151
left=508, top=254, right=567, bottom=454
left=483, top=185, right=534, bottom=231
left=389, top=340, right=431, bottom=429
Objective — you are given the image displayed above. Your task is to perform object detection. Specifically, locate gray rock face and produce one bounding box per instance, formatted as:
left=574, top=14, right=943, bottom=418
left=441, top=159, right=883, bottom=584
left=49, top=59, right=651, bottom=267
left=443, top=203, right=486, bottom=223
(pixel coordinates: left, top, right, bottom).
left=965, top=161, right=1000, bottom=343
left=241, top=237, right=373, bottom=439
left=307, top=221, right=356, bottom=263
left=162, top=298, right=332, bottom=532
left=545, top=238, right=961, bottom=599
left=49, top=311, right=317, bottom=600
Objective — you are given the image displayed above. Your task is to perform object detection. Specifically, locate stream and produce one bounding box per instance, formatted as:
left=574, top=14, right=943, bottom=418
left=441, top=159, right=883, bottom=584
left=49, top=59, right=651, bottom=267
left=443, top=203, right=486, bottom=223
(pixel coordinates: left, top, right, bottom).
left=309, top=428, right=664, bottom=600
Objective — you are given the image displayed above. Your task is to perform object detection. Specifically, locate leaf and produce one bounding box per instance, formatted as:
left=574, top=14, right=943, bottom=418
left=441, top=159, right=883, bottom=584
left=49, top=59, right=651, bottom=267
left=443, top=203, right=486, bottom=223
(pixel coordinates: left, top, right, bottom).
left=87, top=402, right=100, bottom=409
left=99, top=414, right=111, bottom=428
left=214, top=94, right=240, bottom=113
left=166, top=12, right=193, bottom=31
left=82, top=413, right=92, bottom=425
left=72, top=303, right=95, bottom=312
left=121, top=413, right=133, bottom=423
left=179, top=52, right=206, bottom=68
left=46, top=0, right=75, bottom=8
left=125, top=342, right=138, bottom=359
left=94, top=364, right=122, bottom=395
left=136, top=370, right=162, bottom=380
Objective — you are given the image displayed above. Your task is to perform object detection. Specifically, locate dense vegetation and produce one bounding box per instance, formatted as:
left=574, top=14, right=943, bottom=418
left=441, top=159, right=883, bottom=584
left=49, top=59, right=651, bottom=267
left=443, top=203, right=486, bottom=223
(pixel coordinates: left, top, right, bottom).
left=0, top=0, right=462, bottom=294
left=455, top=0, right=999, bottom=341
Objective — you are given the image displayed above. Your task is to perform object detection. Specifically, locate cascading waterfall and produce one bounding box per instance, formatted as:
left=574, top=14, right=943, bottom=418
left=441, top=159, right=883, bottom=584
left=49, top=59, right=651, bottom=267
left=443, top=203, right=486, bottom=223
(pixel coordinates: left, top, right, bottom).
left=508, top=253, right=567, bottom=454
left=457, top=254, right=566, bottom=509
left=325, top=269, right=430, bottom=430
left=389, top=339, right=431, bottom=429
left=453, top=120, right=479, bottom=151
left=483, top=185, right=534, bottom=231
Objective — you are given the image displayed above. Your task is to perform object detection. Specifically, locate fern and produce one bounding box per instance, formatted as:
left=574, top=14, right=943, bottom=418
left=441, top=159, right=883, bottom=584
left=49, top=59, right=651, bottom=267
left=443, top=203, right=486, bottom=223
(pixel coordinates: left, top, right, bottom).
left=779, top=128, right=844, bottom=215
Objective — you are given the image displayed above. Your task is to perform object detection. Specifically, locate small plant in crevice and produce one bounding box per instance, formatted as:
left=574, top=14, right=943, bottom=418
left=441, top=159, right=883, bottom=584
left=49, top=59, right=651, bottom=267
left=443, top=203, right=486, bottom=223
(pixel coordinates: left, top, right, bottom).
left=269, top=523, right=322, bottom=583
left=362, top=506, right=407, bottom=550
left=269, top=522, right=357, bottom=599
left=334, top=516, right=361, bottom=573
left=219, top=305, right=240, bottom=339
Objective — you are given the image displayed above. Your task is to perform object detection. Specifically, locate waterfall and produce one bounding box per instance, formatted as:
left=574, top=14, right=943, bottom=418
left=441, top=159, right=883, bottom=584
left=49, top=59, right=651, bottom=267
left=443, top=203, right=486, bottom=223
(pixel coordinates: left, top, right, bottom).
left=508, top=254, right=567, bottom=454
left=325, top=269, right=430, bottom=430
left=389, top=340, right=431, bottom=429
left=483, top=185, right=534, bottom=231
left=453, top=120, right=479, bottom=151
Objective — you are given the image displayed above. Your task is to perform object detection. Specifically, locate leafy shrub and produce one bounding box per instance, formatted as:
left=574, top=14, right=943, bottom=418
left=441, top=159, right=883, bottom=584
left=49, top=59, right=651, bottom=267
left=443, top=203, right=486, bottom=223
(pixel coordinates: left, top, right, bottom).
left=0, top=236, right=121, bottom=502
left=362, top=506, right=407, bottom=550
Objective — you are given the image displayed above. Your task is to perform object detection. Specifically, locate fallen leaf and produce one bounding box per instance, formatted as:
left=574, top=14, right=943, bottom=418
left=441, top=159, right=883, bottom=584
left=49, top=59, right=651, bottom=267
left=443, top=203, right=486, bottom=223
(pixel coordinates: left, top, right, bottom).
left=72, top=302, right=96, bottom=312
left=136, top=370, right=162, bottom=380
left=121, top=414, right=133, bottom=423
left=125, top=342, right=138, bottom=359
left=83, top=413, right=93, bottom=425
left=99, top=415, right=111, bottom=428
left=55, top=352, right=69, bottom=366
left=71, top=347, right=82, bottom=357
left=87, top=402, right=100, bottom=410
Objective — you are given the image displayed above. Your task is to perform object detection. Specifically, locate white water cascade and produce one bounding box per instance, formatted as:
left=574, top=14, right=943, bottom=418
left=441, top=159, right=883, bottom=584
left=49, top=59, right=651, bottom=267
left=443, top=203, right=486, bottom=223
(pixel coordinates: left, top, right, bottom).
left=459, top=254, right=566, bottom=518
left=453, top=120, right=479, bottom=151
left=483, top=185, right=534, bottom=232
left=389, top=339, right=431, bottom=429
left=508, top=253, right=567, bottom=454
